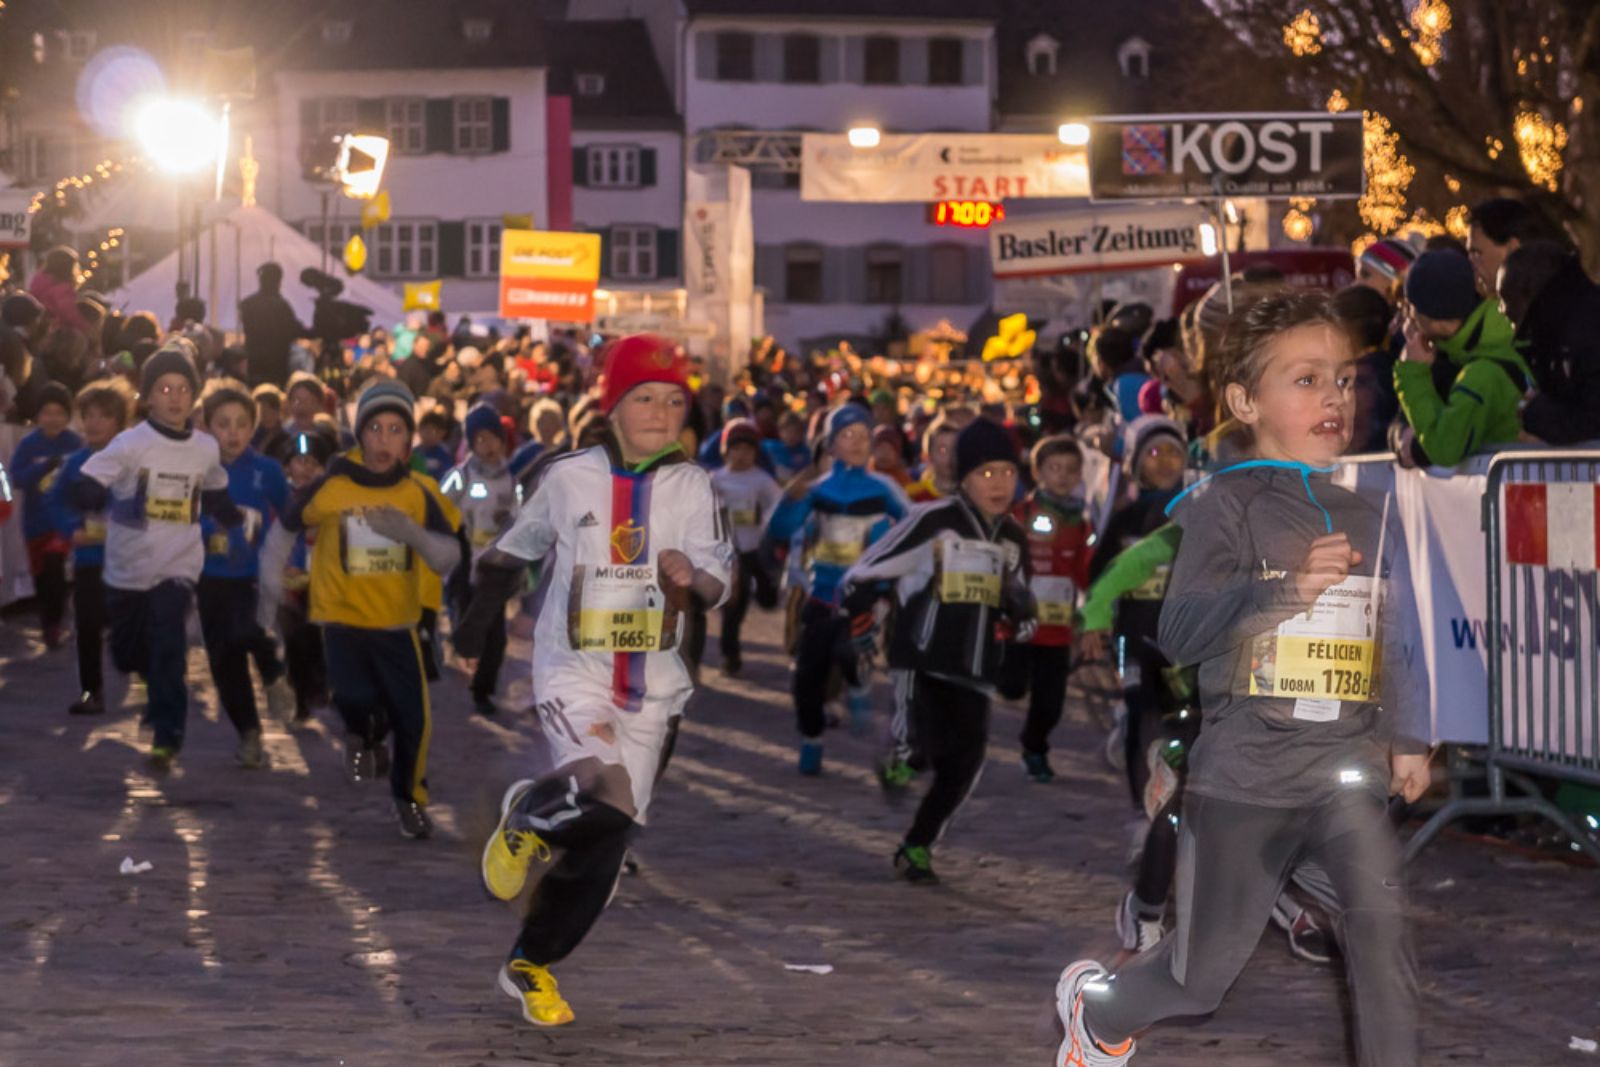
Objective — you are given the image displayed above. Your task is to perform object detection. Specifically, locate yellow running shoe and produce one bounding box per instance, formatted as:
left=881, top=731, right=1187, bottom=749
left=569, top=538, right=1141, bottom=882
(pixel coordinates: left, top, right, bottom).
left=481, top=779, right=552, bottom=901
left=498, top=959, right=575, bottom=1027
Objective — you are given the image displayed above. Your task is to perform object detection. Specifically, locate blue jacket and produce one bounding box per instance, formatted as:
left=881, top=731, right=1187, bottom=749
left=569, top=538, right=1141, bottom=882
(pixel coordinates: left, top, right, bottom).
left=508, top=439, right=544, bottom=477
left=201, top=449, right=288, bottom=579
left=766, top=461, right=907, bottom=605
left=47, top=446, right=105, bottom=567
left=11, top=427, right=83, bottom=540
left=763, top=439, right=810, bottom=482
left=413, top=443, right=454, bottom=483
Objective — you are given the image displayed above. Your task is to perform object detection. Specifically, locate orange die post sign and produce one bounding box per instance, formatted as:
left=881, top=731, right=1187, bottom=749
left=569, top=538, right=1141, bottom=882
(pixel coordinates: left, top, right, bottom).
left=498, top=229, right=603, bottom=323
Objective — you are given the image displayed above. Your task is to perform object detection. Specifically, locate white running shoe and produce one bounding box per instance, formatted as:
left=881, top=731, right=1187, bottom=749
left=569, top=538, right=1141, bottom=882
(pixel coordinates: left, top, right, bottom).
left=1103, top=704, right=1127, bottom=773
left=1114, top=891, right=1165, bottom=954
left=1055, top=960, right=1136, bottom=1066
left=265, top=677, right=295, bottom=723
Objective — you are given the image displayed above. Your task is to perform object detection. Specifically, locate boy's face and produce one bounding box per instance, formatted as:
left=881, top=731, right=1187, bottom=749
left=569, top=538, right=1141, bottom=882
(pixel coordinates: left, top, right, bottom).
left=534, top=410, right=563, bottom=444
left=287, top=385, right=322, bottom=422
left=286, top=453, right=324, bottom=486
left=418, top=422, right=446, bottom=448
left=471, top=428, right=506, bottom=465
left=258, top=402, right=282, bottom=429
left=962, top=460, right=1018, bottom=519
left=779, top=419, right=804, bottom=447
left=1136, top=438, right=1186, bottom=492
left=208, top=400, right=255, bottom=463
left=1227, top=323, right=1356, bottom=468
left=1405, top=306, right=1461, bottom=344
left=147, top=373, right=194, bottom=428
left=360, top=411, right=412, bottom=473
left=81, top=404, right=119, bottom=449
left=872, top=439, right=900, bottom=469
left=726, top=441, right=757, bottom=471
left=830, top=422, right=871, bottom=468
left=1037, top=452, right=1083, bottom=499
left=37, top=401, right=69, bottom=437
left=928, top=431, right=958, bottom=484
left=612, top=382, right=688, bottom=461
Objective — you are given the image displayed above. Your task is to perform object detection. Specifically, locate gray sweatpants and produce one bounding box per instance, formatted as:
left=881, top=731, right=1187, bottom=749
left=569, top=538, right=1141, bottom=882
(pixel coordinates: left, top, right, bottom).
left=1083, top=791, right=1418, bottom=1067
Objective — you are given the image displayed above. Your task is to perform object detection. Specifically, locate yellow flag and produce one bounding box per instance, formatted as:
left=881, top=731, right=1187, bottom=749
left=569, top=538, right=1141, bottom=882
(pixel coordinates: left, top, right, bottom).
left=982, top=312, right=1035, bottom=362
left=361, top=190, right=392, bottom=230
left=404, top=279, right=441, bottom=311
left=502, top=213, right=533, bottom=231
left=342, top=234, right=367, bottom=273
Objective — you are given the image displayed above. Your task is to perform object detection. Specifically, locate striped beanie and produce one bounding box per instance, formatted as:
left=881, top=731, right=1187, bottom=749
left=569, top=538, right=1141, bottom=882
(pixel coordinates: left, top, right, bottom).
left=1359, top=237, right=1419, bottom=282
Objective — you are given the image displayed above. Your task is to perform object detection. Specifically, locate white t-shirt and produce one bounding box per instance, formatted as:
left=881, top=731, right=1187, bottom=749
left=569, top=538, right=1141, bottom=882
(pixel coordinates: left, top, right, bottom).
left=81, top=421, right=229, bottom=592
left=710, top=465, right=783, bottom=554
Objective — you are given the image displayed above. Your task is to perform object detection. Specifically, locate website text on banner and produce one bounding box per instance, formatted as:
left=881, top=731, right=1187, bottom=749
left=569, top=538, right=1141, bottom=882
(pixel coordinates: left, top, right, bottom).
left=498, top=229, right=602, bottom=323
left=800, top=133, right=1088, bottom=203
left=1087, top=113, right=1365, bottom=201
left=989, top=204, right=1212, bottom=279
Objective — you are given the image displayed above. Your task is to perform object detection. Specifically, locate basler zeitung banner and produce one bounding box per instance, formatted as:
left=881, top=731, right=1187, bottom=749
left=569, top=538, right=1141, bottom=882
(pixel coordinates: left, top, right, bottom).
left=0, top=191, right=33, bottom=250
left=1088, top=113, right=1364, bottom=201
left=801, top=133, right=1089, bottom=203
left=989, top=203, right=1212, bottom=278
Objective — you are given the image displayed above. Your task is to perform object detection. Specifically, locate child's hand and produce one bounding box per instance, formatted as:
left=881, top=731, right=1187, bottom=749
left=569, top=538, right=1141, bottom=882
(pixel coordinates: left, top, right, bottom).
left=364, top=505, right=417, bottom=544
left=1294, top=533, right=1364, bottom=604
left=1401, top=319, right=1436, bottom=366
left=1076, top=630, right=1110, bottom=665
left=1390, top=751, right=1432, bottom=802
left=658, top=549, right=695, bottom=611
left=784, top=465, right=818, bottom=500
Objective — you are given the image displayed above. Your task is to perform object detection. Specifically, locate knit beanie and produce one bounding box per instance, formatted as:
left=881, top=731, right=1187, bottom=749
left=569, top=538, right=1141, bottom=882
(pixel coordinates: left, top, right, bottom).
left=955, top=417, right=1019, bottom=482
left=279, top=428, right=336, bottom=467
left=598, top=334, right=689, bottom=415
left=355, top=378, right=416, bottom=434
left=464, top=402, right=506, bottom=443
left=720, top=416, right=761, bottom=456
left=824, top=402, right=872, bottom=445
left=140, top=342, right=200, bottom=398
left=1122, top=414, right=1186, bottom=475
left=1404, top=250, right=1480, bottom=322
left=1359, top=237, right=1419, bottom=282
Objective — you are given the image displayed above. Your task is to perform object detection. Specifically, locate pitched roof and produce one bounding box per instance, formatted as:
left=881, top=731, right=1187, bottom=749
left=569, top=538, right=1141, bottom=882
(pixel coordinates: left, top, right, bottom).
left=683, top=0, right=996, bottom=21
left=278, top=0, right=548, bottom=72
left=542, top=20, right=679, bottom=130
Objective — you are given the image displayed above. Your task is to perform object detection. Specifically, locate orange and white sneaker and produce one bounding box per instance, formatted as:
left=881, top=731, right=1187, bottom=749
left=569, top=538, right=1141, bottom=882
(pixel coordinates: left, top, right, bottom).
left=1055, top=960, right=1135, bottom=1066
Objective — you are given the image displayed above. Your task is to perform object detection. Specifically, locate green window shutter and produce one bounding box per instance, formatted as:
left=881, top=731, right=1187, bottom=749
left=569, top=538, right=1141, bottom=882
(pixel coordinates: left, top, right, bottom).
left=491, top=98, right=511, bottom=152
left=572, top=147, right=589, bottom=186
left=640, top=148, right=657, bottom=187
left=300, top=99, right=319, bottom=142
left=656, top=228, right=680, bottom=280
left=356, top=98, right=386, bottom=135
left=425, top=99, right=454, bottom=154
left=438, top=222, right=466, bottom=277
left=596, top=227, right=613, bottom=280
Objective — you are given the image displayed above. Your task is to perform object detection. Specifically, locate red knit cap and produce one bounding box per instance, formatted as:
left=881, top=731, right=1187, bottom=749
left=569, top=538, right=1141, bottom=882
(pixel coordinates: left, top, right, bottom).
left=598, top=334, right=690, bottom=414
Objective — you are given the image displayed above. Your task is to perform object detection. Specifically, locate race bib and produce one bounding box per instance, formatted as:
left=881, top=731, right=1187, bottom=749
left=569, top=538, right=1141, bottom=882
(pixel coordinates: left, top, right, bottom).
left=814, top=514, right=874, bottom=566
left=207, top=530, right=231, bottom=556
left=142, top=470, right=198, bottom=525
left=1247, top=575, right=1379, bottom=721
left=471, top=526, right=499, bottom=548
left=726, top=499, right=760, bottom=529
left=342, top=513, right=410, bottom=576
left=81, top=517, right=107, bottom=544
left=1129, top=564, right=1171, bottom=601
left=938, top=538, right=1003, bottom=607
left=1031, top=574, right=1077, bottom=626
left=568, top=564, right=678, bottom=653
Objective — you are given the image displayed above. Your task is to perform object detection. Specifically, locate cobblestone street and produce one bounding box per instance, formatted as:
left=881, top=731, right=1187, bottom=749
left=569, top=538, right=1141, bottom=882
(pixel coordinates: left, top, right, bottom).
left=1, top=609, right=1596, bottom=1066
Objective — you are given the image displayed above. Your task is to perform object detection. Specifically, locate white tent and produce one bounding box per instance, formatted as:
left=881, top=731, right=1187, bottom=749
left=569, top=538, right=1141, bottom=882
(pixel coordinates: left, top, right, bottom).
left=108, top=203, right=405, bottom=332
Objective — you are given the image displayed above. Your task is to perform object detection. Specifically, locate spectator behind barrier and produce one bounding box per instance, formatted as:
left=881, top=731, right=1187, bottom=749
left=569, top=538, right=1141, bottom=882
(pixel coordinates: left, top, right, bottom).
left=1498, top=241, right=1600, bottom=446
left=1394, top=250, right=1532, bottom=468
left=1465, top=197, right=1563, bottom=297
left=1332, top=284, right=1401, bottom=454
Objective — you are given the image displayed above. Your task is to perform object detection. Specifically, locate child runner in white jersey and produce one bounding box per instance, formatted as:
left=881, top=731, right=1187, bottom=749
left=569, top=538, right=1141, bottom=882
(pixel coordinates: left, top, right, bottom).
left=709, top=417, right=782, bottom=675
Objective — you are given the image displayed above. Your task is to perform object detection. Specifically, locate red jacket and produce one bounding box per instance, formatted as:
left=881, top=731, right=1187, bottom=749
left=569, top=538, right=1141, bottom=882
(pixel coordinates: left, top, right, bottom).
left=1013, top=491, right=1092, bottom=647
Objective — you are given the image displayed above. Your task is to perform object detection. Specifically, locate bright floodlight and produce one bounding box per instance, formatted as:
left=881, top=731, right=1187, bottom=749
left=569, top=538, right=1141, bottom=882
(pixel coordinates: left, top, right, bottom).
left=135, top=97, right=223, bottom=175
left=1199, top=222, right=1220, bottom=257
left=1058, top=122, right=1091, bottom=147
left=847, top=125, right=881, bottom=149
left=337, top=134, right=390, bottom=199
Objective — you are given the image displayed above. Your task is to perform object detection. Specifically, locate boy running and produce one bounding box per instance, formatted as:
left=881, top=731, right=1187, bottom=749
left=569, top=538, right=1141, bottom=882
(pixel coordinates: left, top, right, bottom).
left=1055, top=290, right=1431, bottom=1067
left=709, top=417, right=782, bottom=676
left=12, top=381, right=83, bottom=648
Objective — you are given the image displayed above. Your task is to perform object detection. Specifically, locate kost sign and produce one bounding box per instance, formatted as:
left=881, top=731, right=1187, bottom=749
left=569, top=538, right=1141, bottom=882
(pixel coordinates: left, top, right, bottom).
left=989, top=204, right=1212, bottom=279
left=1088, top=113, right=1364, bottom=201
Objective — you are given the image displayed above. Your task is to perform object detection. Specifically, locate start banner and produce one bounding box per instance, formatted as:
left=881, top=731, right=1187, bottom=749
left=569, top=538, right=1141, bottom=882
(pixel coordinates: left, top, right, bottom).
left=989, top=203, right=1211, bottom=278
left=498, top=229, right=602, bottom=322
left=801, top=133, right=1088, bottom=203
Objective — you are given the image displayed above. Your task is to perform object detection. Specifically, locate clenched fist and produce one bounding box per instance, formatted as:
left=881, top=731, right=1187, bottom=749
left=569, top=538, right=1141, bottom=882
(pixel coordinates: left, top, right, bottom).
left=1295, top=533, right=1364, bottom=604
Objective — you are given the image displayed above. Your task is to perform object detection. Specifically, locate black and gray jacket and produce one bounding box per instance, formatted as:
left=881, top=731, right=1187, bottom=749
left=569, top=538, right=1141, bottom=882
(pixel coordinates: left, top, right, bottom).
left=838, top=495, right=1033, bottom=690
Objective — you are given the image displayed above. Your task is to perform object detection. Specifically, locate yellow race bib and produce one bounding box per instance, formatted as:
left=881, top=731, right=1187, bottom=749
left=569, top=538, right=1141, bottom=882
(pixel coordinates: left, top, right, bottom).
left=568, top=564, right=677, bottom=653
left=81, top=517, right=107, bottom=544
left=937, top=538, right=1003, bottom=607
left=1031, top=574, right=1076, bottom=626
left=342, top=513, right=410, bottom=576
left=1247, top=575, right=1379, bottom=720
left=142, top=470, right=198, bottom=525
left=814, top=514, right=874, bottom=566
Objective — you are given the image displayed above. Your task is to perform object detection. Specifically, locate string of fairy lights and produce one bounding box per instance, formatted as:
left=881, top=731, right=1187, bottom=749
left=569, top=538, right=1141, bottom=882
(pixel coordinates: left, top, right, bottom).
left=24, top=158, right=138, bottom=286
left=1278, top=2, right=1572, bottom=251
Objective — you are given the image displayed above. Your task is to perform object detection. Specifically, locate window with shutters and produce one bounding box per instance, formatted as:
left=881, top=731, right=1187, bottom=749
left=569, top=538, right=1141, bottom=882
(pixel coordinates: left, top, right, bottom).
left=610, top=225, right=658, bottom=281
left=783, top=34, right=821, bottom=83
left=321, top=20, right=352, bottom=45
left=928, top=244, right=967, bottom=303
left=454, top=97, right=493, bottom=154
left=576, top=73, right=606, bottom=97
left=863, top=36, right=899, bottom=84
left=303, top=220, right=360, bottom=256
left=785, top=244, right=824, bottom=303
left=865, top=245, right=904, bottom=303
left=466, top=219, right=503, bottom=278
left=62, top=31, right=97, bottom=61
left=462, top=18, right=493, bottom=43
left=386, top=98, right=426, bottom=155
left=586, top=145, right=641, bottom=189
left=715, top=32, right=754, bottom=80
left=315, top=97, right=358, bottom=139
left=370, top=220, right=438, bottom=278
left=928, top=37, right=963, bottom=85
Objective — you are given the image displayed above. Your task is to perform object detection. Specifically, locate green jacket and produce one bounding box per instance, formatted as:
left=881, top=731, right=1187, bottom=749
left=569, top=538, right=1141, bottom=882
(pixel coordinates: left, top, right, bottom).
left=1393, top=299, right=1531, bottom=467
left=1078, top=522, right=1182, bottom=633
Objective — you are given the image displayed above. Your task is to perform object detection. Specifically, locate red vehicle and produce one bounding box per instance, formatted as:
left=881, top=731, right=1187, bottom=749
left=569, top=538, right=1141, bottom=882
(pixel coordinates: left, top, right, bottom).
left=1171, top=248, right=1356, bottom=313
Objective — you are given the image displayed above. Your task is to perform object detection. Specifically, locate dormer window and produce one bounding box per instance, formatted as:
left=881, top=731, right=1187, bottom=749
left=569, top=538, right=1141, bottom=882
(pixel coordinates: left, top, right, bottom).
left=463, top=18, right=493, bottom=43
left=1026, top=33, right=1059, bottom=77
left=322, top=20, right=353, bottom=45
left=1118, top=36, right=1150, bottom=78
left=576, top=72, right=606, bottom=97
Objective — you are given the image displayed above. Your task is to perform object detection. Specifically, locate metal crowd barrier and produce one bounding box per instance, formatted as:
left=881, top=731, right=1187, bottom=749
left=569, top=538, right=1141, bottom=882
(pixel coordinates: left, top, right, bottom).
left=1404, top=451, right=1600, bottom=864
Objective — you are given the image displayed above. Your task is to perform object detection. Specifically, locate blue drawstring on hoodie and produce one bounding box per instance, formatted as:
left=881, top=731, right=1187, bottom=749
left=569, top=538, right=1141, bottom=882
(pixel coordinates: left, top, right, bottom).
left=1164, top=459, right=1338, bottom=534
